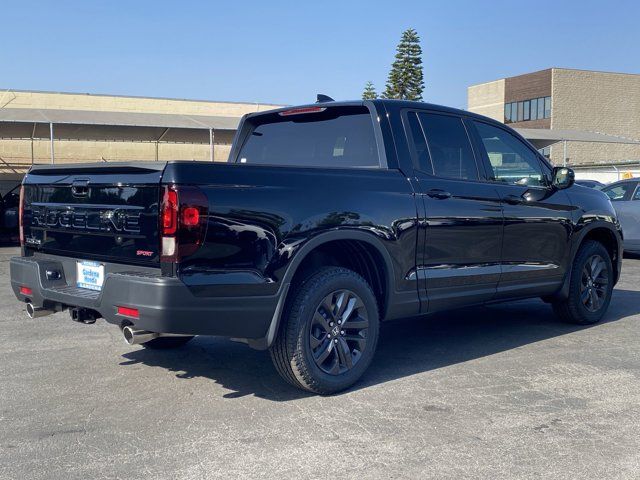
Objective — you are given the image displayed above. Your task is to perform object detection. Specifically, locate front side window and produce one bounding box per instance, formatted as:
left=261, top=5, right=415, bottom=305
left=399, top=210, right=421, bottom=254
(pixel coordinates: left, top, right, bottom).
left=236, top=106, right=379, bottom=168
left=417, top=112, right=478, bottom=180
left=602, top=182, right=636, bottom=202
left=474, top=121, right=546, bottom=186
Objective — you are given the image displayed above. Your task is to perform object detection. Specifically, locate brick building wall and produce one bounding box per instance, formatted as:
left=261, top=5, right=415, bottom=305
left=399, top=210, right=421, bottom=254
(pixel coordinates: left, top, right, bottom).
left=0, top=90, right=281, bottom=168
left=467, top=79, right=504, bottom=121
left=467, top=68, right=640, bottom=166
left=550, top=69, right=640, bottom=165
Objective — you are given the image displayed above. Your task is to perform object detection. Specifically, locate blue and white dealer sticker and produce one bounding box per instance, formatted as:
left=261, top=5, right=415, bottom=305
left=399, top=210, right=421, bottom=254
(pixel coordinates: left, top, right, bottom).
left=76, top=260, right=105, bottom=291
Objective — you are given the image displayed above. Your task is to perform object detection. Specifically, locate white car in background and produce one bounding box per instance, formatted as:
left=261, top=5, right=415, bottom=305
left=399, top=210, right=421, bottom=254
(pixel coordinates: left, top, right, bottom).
left=601, top=179, right=640, bottom=254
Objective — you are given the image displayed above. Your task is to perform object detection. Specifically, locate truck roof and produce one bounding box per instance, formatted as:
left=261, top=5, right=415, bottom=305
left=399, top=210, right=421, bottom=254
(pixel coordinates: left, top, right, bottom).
left=245, top=99, right=498, bottom=125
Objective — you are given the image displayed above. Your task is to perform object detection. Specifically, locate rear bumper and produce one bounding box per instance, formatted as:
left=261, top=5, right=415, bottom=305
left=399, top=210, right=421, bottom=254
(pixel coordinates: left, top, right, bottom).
left=10, top=256, right=281, bottom=344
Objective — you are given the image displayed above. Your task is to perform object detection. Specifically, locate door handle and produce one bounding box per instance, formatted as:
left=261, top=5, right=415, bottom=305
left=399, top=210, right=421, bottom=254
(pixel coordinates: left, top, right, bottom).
left=426, top=189, right=451, bottom=200
left=504, top=194, right=524, bottom=205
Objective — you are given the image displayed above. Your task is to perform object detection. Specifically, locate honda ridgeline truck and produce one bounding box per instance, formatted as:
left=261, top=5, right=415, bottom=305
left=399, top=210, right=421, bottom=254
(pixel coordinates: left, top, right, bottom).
left=10, top=99, right=623, bottom=394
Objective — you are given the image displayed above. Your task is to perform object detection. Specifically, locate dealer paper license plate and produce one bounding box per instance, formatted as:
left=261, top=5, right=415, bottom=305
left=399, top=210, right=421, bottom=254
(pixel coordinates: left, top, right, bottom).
left=76, top=260, right=104, bottom=291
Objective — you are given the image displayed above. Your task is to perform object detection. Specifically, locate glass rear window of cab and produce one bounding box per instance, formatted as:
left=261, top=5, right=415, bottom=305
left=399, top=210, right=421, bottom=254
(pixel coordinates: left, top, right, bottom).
left=236, top=106, right=380, bottom=168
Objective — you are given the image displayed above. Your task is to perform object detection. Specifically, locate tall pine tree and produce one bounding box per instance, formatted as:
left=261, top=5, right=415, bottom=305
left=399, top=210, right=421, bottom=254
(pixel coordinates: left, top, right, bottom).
left=382, top=29, right=424, bottom=101
left=362, top=81, right=378, bottom=100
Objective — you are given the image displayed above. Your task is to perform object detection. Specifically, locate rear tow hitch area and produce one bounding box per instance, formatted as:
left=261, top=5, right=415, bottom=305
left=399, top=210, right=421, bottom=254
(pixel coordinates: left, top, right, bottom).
left=70, top=308, right=100, bottom=324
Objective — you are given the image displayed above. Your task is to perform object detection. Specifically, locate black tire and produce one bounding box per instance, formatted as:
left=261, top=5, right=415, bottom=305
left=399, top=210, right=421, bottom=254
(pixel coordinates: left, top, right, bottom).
left=270, top=267, right=380, bottom=395
left=552, top=240, right=613, bottom=325
left=141, top=336, right=195, bottom=349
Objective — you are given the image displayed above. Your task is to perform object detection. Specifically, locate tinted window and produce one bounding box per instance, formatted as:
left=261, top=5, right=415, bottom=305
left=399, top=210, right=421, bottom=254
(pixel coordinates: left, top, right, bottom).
left=474, top=121, right=546, bottom=186
left=417, top=113, right=478, bottom=180
left=544, top=96, right=551, bottom=118
left=406, top=112, right=431, bottom=172
left=602, top=182, right=636, bottom=201
left=523, top=101, right=530, bottom=121
left=634, top=185, right=640, bottom=200
left=530, top=98, right=538, bottom=120
left=537, top=98, right=544, bottom=119
left=517, top=102, right=524, bottom=122
left=237, top=106, right=379, bottom=167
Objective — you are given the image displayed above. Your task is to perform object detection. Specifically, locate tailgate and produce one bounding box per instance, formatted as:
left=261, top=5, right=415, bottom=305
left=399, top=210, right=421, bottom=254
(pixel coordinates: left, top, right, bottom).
left=22, top=163, right=165, bottom=265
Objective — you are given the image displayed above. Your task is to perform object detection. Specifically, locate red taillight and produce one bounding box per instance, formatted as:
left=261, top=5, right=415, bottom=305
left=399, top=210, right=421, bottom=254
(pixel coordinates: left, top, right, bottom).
left=181, top=207, right=199, bottom=226
left=117, top=306, right=139, bottom=318
left=18, top=185, right=24, bottom=246
left=162, top=188, right=178, bottom=235
left=159, top=185, right=208, bottom=262
left=20, top=286, right=32, bottom=296
left=278, top=106, right=326, bottom=116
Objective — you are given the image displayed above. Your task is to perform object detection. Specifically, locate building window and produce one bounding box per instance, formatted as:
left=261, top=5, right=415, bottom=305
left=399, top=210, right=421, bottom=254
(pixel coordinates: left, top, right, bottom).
left=530, top=98, right=538, bottom=120
left=504, top=96, right=551, bottom=123
left=537, top=97, right=545, bottom=119
left=544, top=96, right=551, bottom=118
left=517, top=102, right=524, bottom=122
left=504, top=103, right=512, bottom=122
left=538, top=146, right=551, bottom=158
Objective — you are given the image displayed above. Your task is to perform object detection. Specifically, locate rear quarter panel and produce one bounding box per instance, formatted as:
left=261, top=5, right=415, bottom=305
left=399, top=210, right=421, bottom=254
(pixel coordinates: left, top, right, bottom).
left=162, top=162, right=418, bottom=305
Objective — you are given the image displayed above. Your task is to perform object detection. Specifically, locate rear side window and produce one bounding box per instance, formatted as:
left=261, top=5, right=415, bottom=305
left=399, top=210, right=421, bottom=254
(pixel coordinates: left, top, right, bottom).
left=236, top=106, right=379, bottom=168
left=415, top=112, right=478, bottom=180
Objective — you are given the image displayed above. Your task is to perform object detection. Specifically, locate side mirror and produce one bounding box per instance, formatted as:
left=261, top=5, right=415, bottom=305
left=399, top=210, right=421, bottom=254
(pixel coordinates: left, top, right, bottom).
left=552, top=167, right=575, bottom=190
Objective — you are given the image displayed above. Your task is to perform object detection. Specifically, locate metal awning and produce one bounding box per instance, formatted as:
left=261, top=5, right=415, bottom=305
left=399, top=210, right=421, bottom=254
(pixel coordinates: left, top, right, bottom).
left=515, top=128, right=640, bottom=149
left=0, top=107, right=241, bottom=143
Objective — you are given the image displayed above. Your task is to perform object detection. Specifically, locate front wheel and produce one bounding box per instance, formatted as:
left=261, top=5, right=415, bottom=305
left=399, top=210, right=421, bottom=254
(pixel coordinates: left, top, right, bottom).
left=552, top=240, right=613, bottom=325
left=270, top=267, right=380, bottom=394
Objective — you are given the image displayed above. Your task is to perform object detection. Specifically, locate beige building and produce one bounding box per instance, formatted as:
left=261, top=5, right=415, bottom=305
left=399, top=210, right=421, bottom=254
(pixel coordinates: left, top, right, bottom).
left=0, top=89, right=282, bottom=193
left=468, top=68, right=640, bottom=171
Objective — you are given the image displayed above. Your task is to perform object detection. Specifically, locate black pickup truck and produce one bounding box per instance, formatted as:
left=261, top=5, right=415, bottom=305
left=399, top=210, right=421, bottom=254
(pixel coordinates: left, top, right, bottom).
left=10, top=99, right=623, bottom=394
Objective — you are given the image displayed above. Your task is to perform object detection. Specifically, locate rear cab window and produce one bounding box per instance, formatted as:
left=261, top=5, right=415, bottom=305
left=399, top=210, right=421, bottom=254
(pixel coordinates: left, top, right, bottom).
left=234, top=106, right=381, bottom=168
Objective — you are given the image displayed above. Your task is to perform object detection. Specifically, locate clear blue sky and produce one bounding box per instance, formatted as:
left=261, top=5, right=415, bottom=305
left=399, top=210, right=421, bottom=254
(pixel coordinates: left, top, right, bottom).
left=1, top=0, right=639, bottom=109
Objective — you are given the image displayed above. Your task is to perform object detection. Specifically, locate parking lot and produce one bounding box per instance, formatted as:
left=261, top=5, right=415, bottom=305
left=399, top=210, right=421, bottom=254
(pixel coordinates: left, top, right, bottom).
left=0, top=246, right=638, bottom=479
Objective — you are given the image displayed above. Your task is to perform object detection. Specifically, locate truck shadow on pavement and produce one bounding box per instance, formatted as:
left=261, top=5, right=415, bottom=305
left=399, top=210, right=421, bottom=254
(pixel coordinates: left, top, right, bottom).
left=119, top=288, right=640, bottom=401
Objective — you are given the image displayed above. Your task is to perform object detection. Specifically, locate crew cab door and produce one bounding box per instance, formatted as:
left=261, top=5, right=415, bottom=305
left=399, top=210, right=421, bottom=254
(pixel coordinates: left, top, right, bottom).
left=403, top=111, right=503, bottom=311
left=468, top=120, right=573, bottom=298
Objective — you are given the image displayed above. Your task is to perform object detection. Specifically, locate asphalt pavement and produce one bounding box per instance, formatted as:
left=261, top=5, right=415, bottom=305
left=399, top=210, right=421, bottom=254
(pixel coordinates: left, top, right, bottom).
left=1, top=246, right=639, bottom=479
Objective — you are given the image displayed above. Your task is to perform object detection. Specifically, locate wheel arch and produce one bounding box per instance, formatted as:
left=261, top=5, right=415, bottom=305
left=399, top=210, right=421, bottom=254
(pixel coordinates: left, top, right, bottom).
left=250, top=230, right=396, bottom=350
left=554, top=221, right=622, bottom=301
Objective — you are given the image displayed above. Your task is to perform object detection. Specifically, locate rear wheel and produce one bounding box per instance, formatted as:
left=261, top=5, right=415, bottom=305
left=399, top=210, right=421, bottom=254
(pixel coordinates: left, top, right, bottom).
left=270, top=267, right=380, bottom=394
left=141, top=336, right=194, bottom=349
left=552, top=240, right=613, bottom=325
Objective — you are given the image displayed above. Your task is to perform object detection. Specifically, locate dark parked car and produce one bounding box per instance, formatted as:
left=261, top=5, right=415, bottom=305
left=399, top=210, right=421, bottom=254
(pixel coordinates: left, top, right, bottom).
left=0, top=184, right=20, bottom=237
left=601, top=179, right=640, bottom=254
left=10, top=99, right=623, bottom=394
left=576, top=179, right=605, bottom=189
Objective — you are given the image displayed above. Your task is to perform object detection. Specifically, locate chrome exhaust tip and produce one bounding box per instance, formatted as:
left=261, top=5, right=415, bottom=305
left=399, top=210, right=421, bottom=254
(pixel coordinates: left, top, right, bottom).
left=26, top=303, right=55, bottom=319
left=122, top=326, right=159, bottom=345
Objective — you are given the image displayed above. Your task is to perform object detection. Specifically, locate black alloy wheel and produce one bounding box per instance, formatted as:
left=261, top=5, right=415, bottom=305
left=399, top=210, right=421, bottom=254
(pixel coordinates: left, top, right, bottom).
left=580, top=254, right=609, bottom=313
left=309, top=289, right=369, bottom=375
left=270, top=267, right=380, bottom=394
left=552, top=240, right=614, bottom=325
